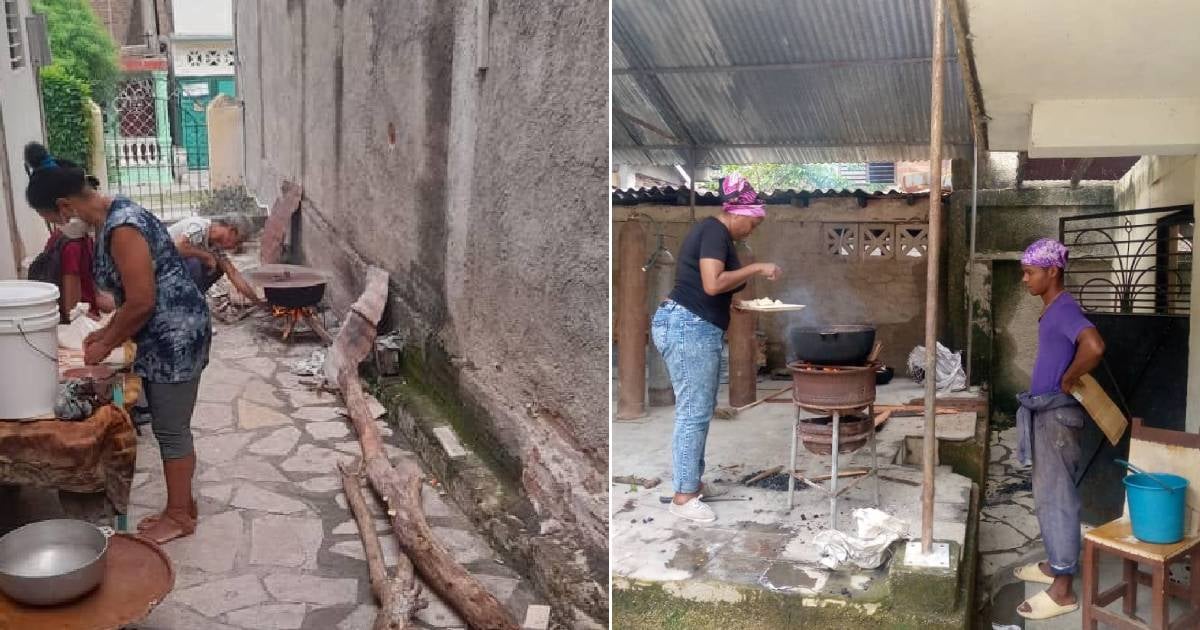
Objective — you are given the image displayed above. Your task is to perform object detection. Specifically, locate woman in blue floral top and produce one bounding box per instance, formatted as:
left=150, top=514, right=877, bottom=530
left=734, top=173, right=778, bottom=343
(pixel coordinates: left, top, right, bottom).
left=24, top=142, right=210, bottom=544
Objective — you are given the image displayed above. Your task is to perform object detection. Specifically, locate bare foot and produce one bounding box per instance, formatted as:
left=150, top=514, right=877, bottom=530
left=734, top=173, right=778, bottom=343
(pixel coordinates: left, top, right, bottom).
left=137, top=500, right=196, bottom=532
left=139, top=510, right=195, bottom=545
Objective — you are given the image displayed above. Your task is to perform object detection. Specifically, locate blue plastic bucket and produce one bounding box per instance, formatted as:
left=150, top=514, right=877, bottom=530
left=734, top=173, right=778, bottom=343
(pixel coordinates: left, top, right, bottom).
left=1124, top=472, right=1189, bottom=544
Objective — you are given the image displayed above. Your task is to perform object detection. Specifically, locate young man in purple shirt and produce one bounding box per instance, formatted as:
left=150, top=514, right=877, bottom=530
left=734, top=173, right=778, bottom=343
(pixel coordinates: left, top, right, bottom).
left=1011, top=238, right=1106, bottom=620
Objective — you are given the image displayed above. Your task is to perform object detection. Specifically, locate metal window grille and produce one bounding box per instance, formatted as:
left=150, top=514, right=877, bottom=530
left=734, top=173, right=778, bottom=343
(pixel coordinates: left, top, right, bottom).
left=5, top=0, right=24, bottom=69
left=1060, top=205, right=1193, bottom=316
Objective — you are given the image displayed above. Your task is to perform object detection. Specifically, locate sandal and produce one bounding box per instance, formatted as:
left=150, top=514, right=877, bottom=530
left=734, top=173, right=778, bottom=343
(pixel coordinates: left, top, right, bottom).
left=1017, top=590, right=1079, bottom=620
left=1014, top=562, right=1055, bottom=585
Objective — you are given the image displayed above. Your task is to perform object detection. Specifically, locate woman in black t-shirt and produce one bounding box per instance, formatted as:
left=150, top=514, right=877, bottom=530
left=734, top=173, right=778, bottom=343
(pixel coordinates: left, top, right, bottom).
left=650, top=174, right=781, bottom=523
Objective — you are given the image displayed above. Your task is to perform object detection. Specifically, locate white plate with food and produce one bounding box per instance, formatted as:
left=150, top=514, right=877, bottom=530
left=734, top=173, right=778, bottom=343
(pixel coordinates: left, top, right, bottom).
left=735, top=298, right=807, bottom=312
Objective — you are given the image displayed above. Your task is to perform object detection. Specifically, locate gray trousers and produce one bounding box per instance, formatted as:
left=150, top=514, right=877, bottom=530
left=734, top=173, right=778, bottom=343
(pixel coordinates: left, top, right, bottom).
left=143, top=376, right=202, bottom=460
left=1031, top=405, right=1087, bottom=576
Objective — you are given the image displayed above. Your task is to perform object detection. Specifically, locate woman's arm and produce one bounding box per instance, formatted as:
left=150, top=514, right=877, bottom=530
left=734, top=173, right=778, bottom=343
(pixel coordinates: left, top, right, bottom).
left=174, top=236, right=217, bottom=269
left=60, top=273, right=82, bottom=320
left=216, top=254, right=262, bottom=303
left=699, top=259, right=779, bottom=296
left=84, top=226, right=156, bottom=364
left=1061, top=327, right=1105, bottom=394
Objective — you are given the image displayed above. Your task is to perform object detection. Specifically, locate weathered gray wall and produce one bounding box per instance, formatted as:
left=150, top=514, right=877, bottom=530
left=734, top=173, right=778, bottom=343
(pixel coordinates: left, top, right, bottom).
left=614, top=196, right=933, bottom=372
left=235, top=0, right=607, bottom=602
left=946, top=187, right=1115, bottom=417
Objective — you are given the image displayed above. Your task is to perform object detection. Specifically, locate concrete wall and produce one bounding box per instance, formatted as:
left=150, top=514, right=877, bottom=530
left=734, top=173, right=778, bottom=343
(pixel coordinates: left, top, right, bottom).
left=90, top=0, right=172, bottom=47
left=206, top=94, right=241, bottom=188
left=1114, top=155, right=1196, bottom=211
left=235, top=0, right=607, bottom=602
left=946, top=187, right=1116, bottom=417
left=172, top=0, right=232, bottom=37
left=613, top=196, right=933, bottom=372
left=0, top=0, right=49, bottom=279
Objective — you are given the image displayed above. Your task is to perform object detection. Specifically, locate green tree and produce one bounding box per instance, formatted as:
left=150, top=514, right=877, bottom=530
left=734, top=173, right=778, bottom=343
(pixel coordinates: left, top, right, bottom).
left=39, top=65, right=92, bottom=166
left=32, top=0, right=119, bottom=104
left=710, top=164, right=892, bottom=193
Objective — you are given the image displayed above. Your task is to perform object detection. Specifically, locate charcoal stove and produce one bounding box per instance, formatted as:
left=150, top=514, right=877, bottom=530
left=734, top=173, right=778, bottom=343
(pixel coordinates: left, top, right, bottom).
left=786, top=360, right=882, bottom=530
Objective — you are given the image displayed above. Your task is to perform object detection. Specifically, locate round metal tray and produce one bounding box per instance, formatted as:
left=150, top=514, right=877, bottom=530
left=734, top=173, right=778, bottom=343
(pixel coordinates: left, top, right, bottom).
left=0, top=533, right=173, bottom=629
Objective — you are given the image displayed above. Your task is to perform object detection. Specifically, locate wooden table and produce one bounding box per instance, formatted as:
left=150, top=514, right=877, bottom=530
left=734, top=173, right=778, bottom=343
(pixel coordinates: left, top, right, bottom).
left=0, top=347, right=140, bottom=528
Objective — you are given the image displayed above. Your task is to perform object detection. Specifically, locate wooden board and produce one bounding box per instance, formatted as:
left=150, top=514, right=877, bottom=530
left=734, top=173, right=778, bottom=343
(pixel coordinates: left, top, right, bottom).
left=1073, top=373, right=1128, bottom=446
left=259, top=180, right=303, bottom=265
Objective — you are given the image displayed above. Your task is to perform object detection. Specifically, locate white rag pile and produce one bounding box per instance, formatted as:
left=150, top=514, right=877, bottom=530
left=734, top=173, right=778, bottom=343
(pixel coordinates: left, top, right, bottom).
left=813, top=508, right=910, bottom=569
left=906, top=342, right=968, bottom=392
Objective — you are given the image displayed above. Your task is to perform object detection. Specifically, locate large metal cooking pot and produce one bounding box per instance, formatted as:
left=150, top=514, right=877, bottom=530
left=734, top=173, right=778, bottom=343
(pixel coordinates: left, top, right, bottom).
left=0, top=519, right=111, bottom=606
left=787, top=325, right=876, bottom=365
left=246, top=264, right=330, bottom=309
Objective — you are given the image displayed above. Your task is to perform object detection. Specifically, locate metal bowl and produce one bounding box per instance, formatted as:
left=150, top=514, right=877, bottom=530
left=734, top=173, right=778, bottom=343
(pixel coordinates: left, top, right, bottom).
left=0, top=519, right=110, bottom=606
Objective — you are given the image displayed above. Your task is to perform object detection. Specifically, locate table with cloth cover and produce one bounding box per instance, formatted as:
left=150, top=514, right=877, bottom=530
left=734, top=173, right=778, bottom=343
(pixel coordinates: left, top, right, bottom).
left=0, top=345, right=140, bottom=521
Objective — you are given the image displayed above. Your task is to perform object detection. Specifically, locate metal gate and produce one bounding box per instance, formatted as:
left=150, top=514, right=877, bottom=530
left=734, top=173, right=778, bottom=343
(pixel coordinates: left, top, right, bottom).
left=103, top=77, right=225, bottom=222
left=1060, top=205, right=1193, bottom=315
left=1060, top=206, right=1194, bottom=522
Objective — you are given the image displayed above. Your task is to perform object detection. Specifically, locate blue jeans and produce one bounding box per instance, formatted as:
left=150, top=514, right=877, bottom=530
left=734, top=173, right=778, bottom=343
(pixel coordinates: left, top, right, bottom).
left=1031, top=404, right=1087, bottom=575
left=652, top=300, right=723, bottom=494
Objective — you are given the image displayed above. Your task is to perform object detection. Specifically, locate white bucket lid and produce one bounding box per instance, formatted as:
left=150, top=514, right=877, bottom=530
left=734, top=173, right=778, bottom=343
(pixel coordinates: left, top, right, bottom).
left=0, top=281, right=60, bottom=307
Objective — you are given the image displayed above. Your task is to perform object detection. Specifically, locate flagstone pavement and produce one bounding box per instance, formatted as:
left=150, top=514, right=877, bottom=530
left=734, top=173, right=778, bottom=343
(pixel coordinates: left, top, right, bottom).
left=129, top=316, right=546, bottom=630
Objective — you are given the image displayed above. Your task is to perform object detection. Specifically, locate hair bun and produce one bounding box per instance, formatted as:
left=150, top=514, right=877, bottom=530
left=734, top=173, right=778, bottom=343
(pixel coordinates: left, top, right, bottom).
left=23, top=142, right=50, bottom=171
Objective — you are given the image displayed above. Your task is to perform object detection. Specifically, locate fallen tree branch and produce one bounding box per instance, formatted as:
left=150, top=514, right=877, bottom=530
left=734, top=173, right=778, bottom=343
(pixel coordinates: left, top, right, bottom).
left=338, top=462, right=423, bottom=630
left=332, top=266, right=519, bottom=630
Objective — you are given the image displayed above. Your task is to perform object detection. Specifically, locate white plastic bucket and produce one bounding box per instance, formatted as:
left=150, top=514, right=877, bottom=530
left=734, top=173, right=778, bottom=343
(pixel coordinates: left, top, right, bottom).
left=0, top=281, right=60, bottom=419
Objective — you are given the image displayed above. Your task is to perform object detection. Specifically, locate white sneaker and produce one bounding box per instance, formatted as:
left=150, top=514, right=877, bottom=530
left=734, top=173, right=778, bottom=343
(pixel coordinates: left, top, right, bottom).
left=668, top=497, right=716, bottom=522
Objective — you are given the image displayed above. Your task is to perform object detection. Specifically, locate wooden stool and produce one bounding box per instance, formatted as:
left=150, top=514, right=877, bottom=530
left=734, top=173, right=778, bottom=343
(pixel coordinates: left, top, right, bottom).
left=1082, top=519, right=1200, bottom=629
left=1082, top=419, right=1200, bottom=629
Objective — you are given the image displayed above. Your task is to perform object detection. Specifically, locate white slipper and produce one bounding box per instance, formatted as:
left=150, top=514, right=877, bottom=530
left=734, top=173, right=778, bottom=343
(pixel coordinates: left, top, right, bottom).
left=1017, top=590, right=1079, bottom=620
left=668, top=497, right=716, bottom=522
left=1014, top=562, right=1055, bottom=585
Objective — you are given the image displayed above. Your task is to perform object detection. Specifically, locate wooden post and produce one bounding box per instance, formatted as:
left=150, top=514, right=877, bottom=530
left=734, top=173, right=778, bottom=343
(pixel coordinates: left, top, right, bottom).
left=921, top=0, right=947, bottom=554
left=646, top=244, right=676, bottom=407
left=617, top=220, right=648, bottom=419
left=728, top=244, right=757, bottom=407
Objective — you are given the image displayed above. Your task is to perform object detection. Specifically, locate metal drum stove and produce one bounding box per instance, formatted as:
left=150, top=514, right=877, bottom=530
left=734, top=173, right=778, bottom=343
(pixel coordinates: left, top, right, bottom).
left=787, top=361, right=882, bottom=529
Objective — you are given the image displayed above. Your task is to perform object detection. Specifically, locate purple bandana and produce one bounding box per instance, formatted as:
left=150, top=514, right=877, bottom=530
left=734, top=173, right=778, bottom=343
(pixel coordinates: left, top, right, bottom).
left=1022, top=238, right=1069, bottom=269
left=721, top=173, right=766, bottom=218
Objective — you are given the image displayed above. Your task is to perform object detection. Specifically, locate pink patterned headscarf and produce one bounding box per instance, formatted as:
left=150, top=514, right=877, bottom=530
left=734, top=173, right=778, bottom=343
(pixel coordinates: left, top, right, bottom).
left=721, top=173, right=766, bottom=218
left=1022, top=238, right=1069, bottom=269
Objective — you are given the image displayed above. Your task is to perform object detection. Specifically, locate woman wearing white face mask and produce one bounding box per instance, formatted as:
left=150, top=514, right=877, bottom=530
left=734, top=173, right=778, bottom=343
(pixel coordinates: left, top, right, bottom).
left=25, top=171, right=115, bottom=321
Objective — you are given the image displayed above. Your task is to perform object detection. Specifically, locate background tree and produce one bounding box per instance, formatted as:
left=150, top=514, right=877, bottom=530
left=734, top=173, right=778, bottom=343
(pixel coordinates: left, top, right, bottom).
left=33, top=0, right=120, bottom=103
left=32, top=0, right=120, bottom=171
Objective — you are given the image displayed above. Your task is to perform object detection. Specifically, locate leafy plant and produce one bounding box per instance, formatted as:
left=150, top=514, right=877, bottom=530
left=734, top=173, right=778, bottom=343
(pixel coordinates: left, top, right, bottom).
left=195, top=186, right=263, bottom=217
left=31, top=0, right=120, bottom=103
left=39, top=64, right=92, bottom=166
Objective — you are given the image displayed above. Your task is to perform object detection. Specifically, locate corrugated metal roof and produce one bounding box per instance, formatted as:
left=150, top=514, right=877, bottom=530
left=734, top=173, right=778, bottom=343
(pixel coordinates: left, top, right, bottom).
left=612, top=0, right=973, bottom=166
left=612, top=185, right=944, bottom=206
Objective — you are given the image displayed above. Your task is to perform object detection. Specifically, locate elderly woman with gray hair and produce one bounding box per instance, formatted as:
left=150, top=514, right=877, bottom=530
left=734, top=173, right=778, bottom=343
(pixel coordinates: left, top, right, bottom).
left=168, top=214, right=261, bottom=301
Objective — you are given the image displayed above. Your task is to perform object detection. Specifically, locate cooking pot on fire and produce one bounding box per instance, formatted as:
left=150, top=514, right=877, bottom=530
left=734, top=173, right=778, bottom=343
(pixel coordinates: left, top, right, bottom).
left=786, top=325, right=876, bottom=366
left=245, top=264, right=331, bottom=309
